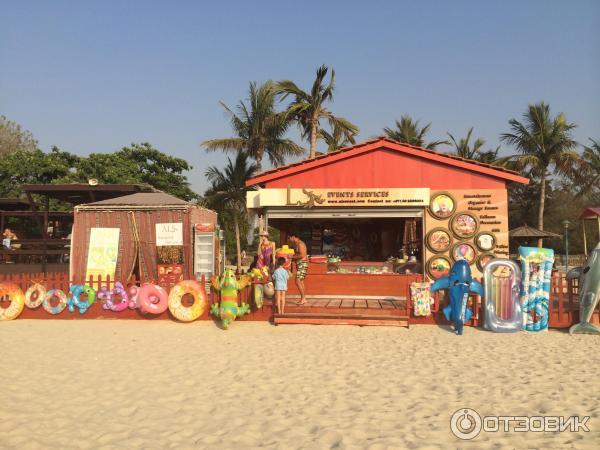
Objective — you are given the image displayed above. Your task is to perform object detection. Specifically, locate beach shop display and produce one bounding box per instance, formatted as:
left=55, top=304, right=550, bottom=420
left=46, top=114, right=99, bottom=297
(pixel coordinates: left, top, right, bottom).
left=210, top=269, right=251, bottom=329
left=483, top=259, right=523, bottom=332
left=43, top=289, right=68, bottom=315
left=569, top=242, right=600, bottom=335
left=168, top=280, right=207, bottom=322
left=410, top=281, right=433, bottom=316
left=519, top=246, right=554, bottom=332
left=138, top=284, right=169, bottom=314
left=98, top=282, right=130, bottom=312
left=430, top=259, right=484, bottom=335
left=275, top=245, right=295, bottom=270
left=67, top=285, right=96, bottom=314
left=85, top=228, right=120, bottom=281
left=24, top=283, right=46, bottom=308
left=0, top=283, right=25, bottom=321
left=250, top=267, right=270, bottom=308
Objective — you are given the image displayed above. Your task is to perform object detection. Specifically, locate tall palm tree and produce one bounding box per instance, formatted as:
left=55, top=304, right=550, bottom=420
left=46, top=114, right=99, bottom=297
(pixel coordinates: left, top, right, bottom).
left=275, top=65, right=359, bottom=159
left=572, top=138, right=600, bottom=199
left=204, top=152, right=257, bottom=272
left=319, top=121, right=357, bottom=152
left=202, top=81, right=304, bottom=172
left=447, top=127, right=501, bottom=163
left=383, top=115, right=448, bottom=149
left=500, top=102, right=579, bottom=246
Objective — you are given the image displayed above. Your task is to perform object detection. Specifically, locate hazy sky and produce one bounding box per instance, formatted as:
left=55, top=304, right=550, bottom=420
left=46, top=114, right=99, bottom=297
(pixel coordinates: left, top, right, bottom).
left=2, top=0, right=599, bottom=193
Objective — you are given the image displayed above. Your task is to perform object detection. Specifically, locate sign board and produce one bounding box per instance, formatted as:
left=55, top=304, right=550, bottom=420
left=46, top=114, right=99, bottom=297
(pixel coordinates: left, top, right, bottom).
left=85, top=228, right=120, bottom=280
left=248, top=188, right=430, bottom=208
left=155, top=223, right=183, bottom=246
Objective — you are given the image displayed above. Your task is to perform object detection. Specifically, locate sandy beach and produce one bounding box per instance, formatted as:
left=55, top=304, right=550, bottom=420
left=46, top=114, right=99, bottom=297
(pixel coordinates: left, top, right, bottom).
left=0, top=321, right=598, bottom=449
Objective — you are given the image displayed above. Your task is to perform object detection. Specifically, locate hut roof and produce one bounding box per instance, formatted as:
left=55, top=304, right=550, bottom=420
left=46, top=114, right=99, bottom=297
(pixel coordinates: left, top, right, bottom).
left=509, top=225, right=561, bottom=239
left=580, top=207, right=600, bottom=220
left=76, top=192, right=190, bottom=210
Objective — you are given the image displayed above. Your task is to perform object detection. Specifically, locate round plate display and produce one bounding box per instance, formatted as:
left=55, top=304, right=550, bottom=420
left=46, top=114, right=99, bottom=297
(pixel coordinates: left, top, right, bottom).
left=426, top=255, right=452, bottom=280
left=450, top=212, right=479, bottom=239
left=425, top=228, right=453, bottom=253
left=428, top=191, right=456, bottom=220
left=477, top=253, right=496, bottom=271
left=475, top=231, right=496, bottom=252
left=451, top=242, right=477, bottom=265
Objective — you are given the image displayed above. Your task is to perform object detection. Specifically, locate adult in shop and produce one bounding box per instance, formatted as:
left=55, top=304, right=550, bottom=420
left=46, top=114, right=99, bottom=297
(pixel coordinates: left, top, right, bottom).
left=288, top=234, right=308, bottom=305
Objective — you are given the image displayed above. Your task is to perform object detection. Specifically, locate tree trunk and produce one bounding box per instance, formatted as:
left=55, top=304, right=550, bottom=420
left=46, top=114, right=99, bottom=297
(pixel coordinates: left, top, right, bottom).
left=233, top=213, right=242, bottom=273
left=537, top=172, right=546, bottom=248
left=255, top=152, right=262, bottom=173
left=309, top=119, right=318, bottom=159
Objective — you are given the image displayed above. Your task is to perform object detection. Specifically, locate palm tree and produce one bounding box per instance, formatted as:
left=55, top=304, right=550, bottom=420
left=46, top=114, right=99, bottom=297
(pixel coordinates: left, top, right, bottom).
left=320, top=121, right=357, bottom=152
left=275, top=65, right=359, bottom=159
left=202, top=81, right=304, bottom=172
left=572, top=138, right=600, bottom=199
left=447, top=127, right=501, bottom=163
left=383, top=115, right=448, bottom=149
left=500, top=102, right=579, bottom=246
left=204, top=152, right=257, bottom=272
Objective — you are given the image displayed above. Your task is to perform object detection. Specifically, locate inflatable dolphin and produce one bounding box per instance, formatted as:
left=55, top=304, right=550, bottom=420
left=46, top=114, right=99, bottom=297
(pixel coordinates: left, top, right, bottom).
left=569, top=242, right=600, bottom=335
left=431, top=259, right=484, bottom=335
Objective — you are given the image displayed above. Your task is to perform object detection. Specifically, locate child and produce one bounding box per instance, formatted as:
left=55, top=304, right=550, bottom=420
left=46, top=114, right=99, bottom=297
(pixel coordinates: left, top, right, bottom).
left=272, top=256, right=290, bottom=315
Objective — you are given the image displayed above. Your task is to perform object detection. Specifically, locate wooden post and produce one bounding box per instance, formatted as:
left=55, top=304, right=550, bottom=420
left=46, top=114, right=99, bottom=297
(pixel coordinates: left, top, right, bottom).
left=583, top=220, right=588, bottom=256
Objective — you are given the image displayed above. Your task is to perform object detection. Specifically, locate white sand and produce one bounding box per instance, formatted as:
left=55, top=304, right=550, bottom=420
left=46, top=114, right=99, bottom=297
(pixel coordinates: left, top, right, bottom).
left=1, top=321, right=598, bottom=449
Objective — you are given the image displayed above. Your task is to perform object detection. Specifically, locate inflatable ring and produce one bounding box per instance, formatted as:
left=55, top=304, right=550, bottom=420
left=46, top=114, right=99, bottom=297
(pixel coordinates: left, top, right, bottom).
left=0, top=283, right=25, bottom=320
left=25, top=283, right=46, bottom=309
left=43, top=289, right=67, bottom=315
left=68, top=285, right=96, bottom=314
left=168, top=280, right=207, bottom=322
left=100, top=282, right=129, bottom=312
left=138, top=284, right=168, bottom=314
left=127, top=285, right=140, bottom=309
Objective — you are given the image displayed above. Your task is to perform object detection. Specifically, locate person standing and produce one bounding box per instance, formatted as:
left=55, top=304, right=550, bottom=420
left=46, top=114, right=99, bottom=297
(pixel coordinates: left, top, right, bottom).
left=288, top=234, right=308, bottom=305
left=256, top=231, right=276, bottom=273
left=272, top=257, right=290, bottom=314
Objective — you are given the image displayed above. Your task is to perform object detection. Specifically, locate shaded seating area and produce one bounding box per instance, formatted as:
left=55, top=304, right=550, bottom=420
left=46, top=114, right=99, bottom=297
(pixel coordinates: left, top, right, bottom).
left=1, top=183, right=156, bottom=272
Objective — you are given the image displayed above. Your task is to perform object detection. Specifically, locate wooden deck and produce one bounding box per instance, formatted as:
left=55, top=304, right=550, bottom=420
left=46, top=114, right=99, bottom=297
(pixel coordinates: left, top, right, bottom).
left=271, top=295, right=409, bottom=327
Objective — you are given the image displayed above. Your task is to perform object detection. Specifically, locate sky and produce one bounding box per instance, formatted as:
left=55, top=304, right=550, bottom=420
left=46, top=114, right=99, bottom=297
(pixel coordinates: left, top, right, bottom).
left=1, top=0, right=599, bottom=194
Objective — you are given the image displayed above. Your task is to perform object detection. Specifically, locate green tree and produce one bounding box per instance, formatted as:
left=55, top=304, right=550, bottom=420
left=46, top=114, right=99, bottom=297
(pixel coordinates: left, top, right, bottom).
left=320, top=121, right=357, bottom=152
left=275, top=65, right=359, bottom=159
left=500, top=102, right=579, bottom=246
left=0, top=115, right=38, bottom=155
left=0, top=147, right=80, bottom=198
left=202, top=81, right=304, bottom=172
left=572, top=138, right=600, bottom=202
left=75, top=143, right=197, bottom=200
left=204, top=152, right=257, bottom=272
left=383, top=115, right=447, bottom=149
left=447, top=127, right=501, bottom=162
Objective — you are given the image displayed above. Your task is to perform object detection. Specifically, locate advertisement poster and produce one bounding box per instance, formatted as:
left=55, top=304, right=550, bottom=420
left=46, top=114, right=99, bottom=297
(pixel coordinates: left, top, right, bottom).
left=156, top=223, right=184, bottom=284
left=85, top=228, right=120, bottom=280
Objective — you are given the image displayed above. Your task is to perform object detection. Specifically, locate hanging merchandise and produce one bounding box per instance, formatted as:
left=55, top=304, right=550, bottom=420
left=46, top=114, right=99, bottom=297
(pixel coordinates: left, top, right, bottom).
left=410, top=282, right=433, bottom=317
left=519, top=247, right=554, bottom=332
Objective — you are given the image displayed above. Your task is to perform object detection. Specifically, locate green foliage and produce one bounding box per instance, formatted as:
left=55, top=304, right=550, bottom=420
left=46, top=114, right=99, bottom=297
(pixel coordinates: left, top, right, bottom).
left=0, top=143, right=197, bottom=201
left=383, top=115, right=448, bottom=150
left=275, top=65, right=359, bottom=158
left=0, top=115, right=38, bottom=155
left=447, top=127, right=501, bottom=163
left=74, top=143, right=197, bottom=200
left=202, top=81, right=305, bottom=171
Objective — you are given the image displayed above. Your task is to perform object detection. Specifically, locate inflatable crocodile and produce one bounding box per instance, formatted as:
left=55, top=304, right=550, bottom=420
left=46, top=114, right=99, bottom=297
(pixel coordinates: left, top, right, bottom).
left=210, top=268, right=251, bottom=329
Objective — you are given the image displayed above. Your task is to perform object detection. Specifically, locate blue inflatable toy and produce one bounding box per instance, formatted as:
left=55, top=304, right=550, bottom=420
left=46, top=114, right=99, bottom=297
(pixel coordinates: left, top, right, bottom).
left=430, top=259, right=484, bottom=335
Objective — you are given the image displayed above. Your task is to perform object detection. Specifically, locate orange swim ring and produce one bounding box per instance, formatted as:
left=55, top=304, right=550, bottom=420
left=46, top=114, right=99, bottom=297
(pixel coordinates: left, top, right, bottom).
left=0, top=282, right=25, bottom=321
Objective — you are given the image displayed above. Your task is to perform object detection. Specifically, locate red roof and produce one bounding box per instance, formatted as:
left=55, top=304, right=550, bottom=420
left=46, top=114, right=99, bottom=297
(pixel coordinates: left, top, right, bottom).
left=580, top=207, right=600, bottom=219
left=246, top=137, right=529, bottom=186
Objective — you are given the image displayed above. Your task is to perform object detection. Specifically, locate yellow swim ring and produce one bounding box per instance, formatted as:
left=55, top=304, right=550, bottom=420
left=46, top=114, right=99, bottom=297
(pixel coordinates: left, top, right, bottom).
left=0, top=282, right=25, bottom=321
left=168, top=280, right=207, bottom=322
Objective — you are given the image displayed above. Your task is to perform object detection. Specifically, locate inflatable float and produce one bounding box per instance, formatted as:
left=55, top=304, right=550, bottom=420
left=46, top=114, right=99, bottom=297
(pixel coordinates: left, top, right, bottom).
left=519, top=247, right=554, bottom=332
left=210, top=268, right=251, bottom=329
left=483, top=259, right=523, bottom=332
left=0, top=283, right=25, bottom=320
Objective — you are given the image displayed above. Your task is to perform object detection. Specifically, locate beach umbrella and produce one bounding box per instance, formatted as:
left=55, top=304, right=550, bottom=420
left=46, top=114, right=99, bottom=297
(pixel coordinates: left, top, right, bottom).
left=509, top=225, right=561, bottom=247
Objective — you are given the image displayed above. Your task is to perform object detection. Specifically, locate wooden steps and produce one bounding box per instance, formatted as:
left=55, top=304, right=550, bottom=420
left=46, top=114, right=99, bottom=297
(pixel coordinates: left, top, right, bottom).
left=272, top=311, right=409, bottom=327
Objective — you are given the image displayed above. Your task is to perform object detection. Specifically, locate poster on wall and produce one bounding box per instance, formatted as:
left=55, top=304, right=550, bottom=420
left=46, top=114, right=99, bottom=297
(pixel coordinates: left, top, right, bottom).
left=85, top=228, right=120, bottom=281
left=156, top=223, right=184, bottom=284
